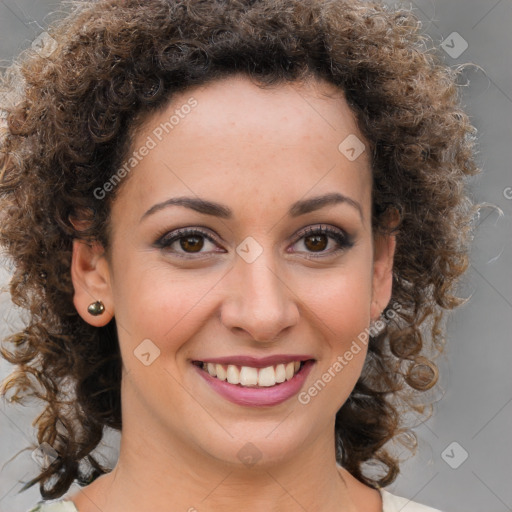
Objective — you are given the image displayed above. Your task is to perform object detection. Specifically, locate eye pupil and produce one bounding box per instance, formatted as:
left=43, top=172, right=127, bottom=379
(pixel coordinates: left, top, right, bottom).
left=305, top=234, right=327, bottom=252
left=180, top=235, right=204, bottom=252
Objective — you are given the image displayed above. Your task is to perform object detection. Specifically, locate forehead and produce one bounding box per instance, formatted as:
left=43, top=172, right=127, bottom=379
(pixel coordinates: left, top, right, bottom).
left=114, top=75, right=372, bottom=224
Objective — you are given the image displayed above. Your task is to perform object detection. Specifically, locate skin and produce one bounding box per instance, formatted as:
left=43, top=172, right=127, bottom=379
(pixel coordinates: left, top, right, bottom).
left=69, top=74, right=395, bottom=512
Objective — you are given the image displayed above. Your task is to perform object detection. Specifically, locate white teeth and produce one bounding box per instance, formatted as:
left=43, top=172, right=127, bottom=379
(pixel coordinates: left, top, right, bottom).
left=207, top=363, right=217, bottom=377
left=215, top=364, right=227, bottom=381
left=285, top=362, right=295, bottom=381
left=239, top=366, right=258, bottom=386
left=258, top=366, right=277, bottom=387
left=201, top=360, right=305, bottom=387
left=275, top=363, right=286, bottom=383
left=226, top=365, right=240, bottom=385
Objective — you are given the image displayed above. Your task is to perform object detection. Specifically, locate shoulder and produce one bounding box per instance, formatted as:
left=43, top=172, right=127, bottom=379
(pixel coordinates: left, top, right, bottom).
left=27, top=500, right=78, bottom=512
left=380, top=489, right=443, bottom=512
left=27, top=489, right=441, bottom=512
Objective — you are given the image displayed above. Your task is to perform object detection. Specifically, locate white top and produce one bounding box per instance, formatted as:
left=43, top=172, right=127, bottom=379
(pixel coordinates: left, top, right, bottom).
left=380, top=489, right=442, bottom=511
left=28, top=489, right=442, bottom=511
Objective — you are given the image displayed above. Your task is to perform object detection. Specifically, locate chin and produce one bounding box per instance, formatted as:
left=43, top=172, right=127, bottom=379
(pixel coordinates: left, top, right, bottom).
left=190, top=420, right=316, bottom=471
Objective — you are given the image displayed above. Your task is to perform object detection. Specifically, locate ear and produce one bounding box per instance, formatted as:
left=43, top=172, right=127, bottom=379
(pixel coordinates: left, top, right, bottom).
left=71, top=238, right=114, bottom=327
left=370, top=231, right=396, bottom=321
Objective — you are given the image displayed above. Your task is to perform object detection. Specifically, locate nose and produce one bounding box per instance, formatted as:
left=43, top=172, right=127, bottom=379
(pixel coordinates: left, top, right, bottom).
left=220, top=253, right=300, bottom=343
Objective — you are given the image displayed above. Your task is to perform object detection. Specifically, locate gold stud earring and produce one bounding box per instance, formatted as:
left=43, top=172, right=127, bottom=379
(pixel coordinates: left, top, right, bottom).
left=87, top=300, right=105, bottom=316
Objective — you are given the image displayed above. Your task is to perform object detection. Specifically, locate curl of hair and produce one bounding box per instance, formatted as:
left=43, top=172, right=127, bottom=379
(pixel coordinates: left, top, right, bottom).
left=0, top=0, right=478, bottom=499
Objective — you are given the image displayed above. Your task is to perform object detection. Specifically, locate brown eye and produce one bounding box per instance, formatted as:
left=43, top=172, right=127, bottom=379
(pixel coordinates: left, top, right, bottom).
left=291, top=225, right=354, bottom=258
left=304, top=233, right=328, bottom=252
left=180, top=235, right=204, bottom=253
left=154, top=227, right=222, bottom=258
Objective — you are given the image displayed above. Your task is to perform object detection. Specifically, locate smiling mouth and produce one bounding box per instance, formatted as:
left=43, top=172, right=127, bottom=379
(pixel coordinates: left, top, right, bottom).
left=193, top=360, right=310, bottom=388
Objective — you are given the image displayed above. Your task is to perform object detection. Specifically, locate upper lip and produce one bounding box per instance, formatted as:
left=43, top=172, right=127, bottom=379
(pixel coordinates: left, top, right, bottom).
left=194, top=354, right=315, bottom=368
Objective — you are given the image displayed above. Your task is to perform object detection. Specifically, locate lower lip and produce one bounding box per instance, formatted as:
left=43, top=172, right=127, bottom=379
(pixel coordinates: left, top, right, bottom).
left=194, top=360, right=315, bottom=407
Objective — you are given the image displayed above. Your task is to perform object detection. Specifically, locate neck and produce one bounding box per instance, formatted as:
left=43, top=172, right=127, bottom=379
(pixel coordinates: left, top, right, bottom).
left=71, top=424, right=360, bottom=512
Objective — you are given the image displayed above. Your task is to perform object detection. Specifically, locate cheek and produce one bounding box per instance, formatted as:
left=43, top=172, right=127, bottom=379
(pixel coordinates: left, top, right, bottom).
left=298, top=282, right=370, bottom=418
left=316, top=283, right=370, bottom=387
left=111, top=259, right=223, bottom=359
left=295, top=258, right=373, bottom=409
left=298, top=259, right=374, bottom=341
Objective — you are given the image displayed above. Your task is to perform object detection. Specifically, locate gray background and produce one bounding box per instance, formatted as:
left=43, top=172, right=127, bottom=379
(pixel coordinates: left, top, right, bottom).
left=0, top=1, right=511, bottom=511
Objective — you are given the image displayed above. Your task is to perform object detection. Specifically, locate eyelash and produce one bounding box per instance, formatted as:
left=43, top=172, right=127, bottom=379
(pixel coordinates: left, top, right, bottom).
left=153, top=225, right=354, bottom=259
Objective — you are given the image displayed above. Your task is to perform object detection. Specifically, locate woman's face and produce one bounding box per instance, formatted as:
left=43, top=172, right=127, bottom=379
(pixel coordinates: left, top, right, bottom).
left=72, top=75, right=394, bottom=469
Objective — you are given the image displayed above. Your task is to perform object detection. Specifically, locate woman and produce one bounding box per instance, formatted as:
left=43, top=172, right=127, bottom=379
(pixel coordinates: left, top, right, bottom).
left=0, top=0, right=478, bottom=511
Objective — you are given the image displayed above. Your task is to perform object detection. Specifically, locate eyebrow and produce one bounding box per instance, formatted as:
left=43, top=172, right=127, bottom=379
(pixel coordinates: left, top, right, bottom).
left=140, top=192, right=363, bottom=222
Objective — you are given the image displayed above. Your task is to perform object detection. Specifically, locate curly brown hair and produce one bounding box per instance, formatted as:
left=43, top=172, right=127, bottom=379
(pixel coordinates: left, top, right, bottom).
left=0, top=0, right=478, bottom=500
